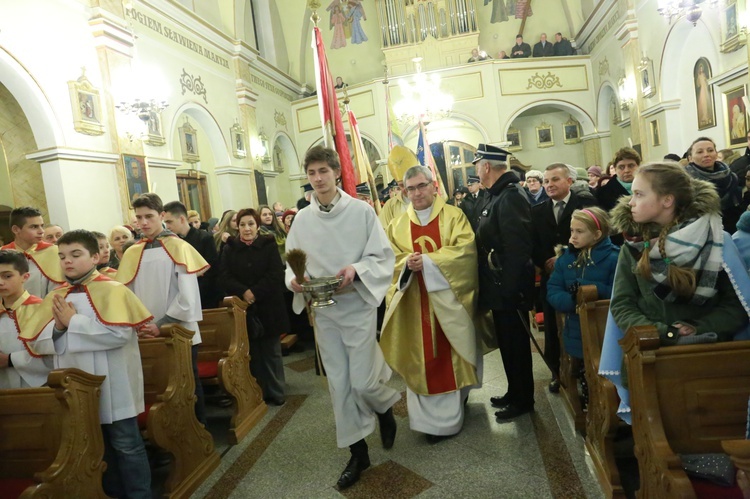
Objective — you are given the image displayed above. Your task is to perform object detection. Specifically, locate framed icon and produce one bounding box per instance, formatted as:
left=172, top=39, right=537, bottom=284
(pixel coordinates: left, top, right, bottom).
left=122, top=154, right=150, bottom=204
left=650, top=120, right=661, bottom=146
left=231, top=121, right=247, bottom=159
left=179, top=118, right=200, bottom=163
left=536, top=122, right=554, bottom=148
left=506, top=127, right=522, bottom=152
left=68, top=68, right=104, bottom=136
left=563, top=117, right=581, bottom=145
left=723, top=85, right=748, bottom=148
left=638, top=57, right=655, bottom=98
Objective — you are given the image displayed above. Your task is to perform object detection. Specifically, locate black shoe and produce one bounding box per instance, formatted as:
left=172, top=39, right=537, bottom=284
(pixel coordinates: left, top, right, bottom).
left=495, top=404, right=534, bottom=421
left=377, top=407, right=397, bottom=449
left=490, top=394, right=512, bottom=408
left=216, top=396, right=233, bottom=408
left=548, top=379, right=560, bottom=394
left=425, top=433, right=451, bottom=444
left=336, top=455, right=370, bottom=489
left=264, top=397, right=286, bottom=406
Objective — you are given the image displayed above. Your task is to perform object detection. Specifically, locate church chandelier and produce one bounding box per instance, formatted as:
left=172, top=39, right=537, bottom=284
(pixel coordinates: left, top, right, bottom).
left=657, top=0, right=719, bottom=25
left=393, top=57, right=453, bottom=126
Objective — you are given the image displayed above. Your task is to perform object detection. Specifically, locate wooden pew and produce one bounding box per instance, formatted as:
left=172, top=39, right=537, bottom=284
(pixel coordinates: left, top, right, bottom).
left=139, top=324, right=220, bottom=498
left=556, top=311, right=586, bottom=434
left=577, top=285, right=625, bottom=499
left=197, top=296, right=267, bottom=444
left=621, top=326, right=750, bottom=497
left=0, top=368, right=107, bottom=499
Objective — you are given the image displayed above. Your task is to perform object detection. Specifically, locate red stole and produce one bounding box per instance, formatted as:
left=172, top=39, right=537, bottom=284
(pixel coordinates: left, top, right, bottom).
left=411, top=217, right=457, bottom=394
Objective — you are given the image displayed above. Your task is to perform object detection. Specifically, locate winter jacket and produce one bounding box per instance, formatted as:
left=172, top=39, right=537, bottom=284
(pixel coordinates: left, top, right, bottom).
left=547, top=237, right=619, bottom=358
left=609, top=178, right=748, bottom=341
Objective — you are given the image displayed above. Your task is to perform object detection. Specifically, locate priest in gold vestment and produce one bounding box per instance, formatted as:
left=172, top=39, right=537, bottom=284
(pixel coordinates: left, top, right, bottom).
left=381, top=165, right=480, bottom=442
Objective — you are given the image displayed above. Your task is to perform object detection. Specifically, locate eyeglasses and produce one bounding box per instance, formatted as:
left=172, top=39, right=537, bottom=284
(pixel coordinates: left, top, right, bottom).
left=526, top=178, right=540, bottom=183
left=405, top=182, right=432, bottom=193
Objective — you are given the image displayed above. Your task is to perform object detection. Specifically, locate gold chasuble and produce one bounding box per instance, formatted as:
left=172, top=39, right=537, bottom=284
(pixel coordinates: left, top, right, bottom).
left=114, top=234, right=209, bottom=285
left=381, top=197, right=478, bottom=395
left=21, top=271, right=154, bottom=346
left=1, top=241, right=64, bottom=284
left=0, top=291, right=43, bottom=357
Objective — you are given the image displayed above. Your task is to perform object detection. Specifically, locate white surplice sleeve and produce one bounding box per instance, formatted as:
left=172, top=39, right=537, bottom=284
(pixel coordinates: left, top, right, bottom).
left=8, top=350, right=51, bottom=387
left=168, top=266, right=203, bottom=323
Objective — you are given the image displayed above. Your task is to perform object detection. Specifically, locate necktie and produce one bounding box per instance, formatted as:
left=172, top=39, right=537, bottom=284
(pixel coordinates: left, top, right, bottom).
left=555, top=200, right=566, bottom=223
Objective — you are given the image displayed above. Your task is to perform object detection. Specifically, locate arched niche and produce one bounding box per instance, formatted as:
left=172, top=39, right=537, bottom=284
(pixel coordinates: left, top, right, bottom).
left=659, top=18, right=721, bottom=150
left=596, top=81, right=619, bottom=163
left=166, top=103, right=232, bottom=217
left=504, top=101, right=595, bottom=171
left=265, top=131, right=301, bottom=210
left=0, top=47, right=64, bottom=149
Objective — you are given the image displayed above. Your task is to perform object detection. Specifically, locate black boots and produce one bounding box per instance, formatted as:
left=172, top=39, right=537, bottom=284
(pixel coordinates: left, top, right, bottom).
left=377, top=407, right=397, bottom=449
left=337, top=440, right=370, bottom=489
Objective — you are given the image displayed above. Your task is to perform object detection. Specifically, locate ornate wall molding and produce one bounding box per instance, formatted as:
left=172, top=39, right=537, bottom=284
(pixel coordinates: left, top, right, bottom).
left=180, top=69, right=208, bottom=104
left=527, top=72, right=563, bottom=91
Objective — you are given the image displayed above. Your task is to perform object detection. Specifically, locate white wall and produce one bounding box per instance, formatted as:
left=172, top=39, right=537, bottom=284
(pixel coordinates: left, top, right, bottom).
left=509, top=110, right=588, bottom=170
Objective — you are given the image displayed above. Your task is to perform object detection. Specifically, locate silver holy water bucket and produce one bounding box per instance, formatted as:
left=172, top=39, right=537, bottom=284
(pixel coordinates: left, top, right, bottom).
left=301, top=276, right=344, bottom=308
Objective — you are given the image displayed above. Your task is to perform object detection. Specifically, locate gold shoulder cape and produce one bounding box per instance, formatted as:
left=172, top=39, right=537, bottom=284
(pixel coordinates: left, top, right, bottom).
left=0, top=291, right=44, bottom=358
left=1, top=242, right=64, bottom=284
left=115, top=235, right=209, bottom=285
left=21, top=271, right=154, bottom=344
left=380, top=197, right=479, bottom=395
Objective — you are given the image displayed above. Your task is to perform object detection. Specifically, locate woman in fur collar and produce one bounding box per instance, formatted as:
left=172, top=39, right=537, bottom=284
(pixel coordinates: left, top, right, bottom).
left=609, top=162, right=747, bottom=345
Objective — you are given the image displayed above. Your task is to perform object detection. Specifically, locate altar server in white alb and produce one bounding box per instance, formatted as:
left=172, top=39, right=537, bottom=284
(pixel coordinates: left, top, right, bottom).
left=381, top=166, right=480, bottom=443
left=286, top=146, right=401, bottom=490
left=115, top=192, right=210, bottom=425
left=0, top=250, right=51, bottom=389
left=1, top=206, right=65, bottom=298
left=22, top=230, right=153, bottom=499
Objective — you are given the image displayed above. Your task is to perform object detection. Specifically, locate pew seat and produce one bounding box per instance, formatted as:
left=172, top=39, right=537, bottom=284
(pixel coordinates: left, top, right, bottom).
left=622, top=326, right=750, bottom=498
left=577, top=285, right=626, bottom=498
left=0, top=368, right=106, bottom=499
left=197, top=296, right=267, bottom=444
left=556, top=311, right=586, bottom=434
left=140, top=325, right=220, bottom=498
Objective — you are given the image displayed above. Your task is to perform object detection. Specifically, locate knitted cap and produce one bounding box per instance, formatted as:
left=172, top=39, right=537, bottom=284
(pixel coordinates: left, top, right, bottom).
left=737, top=211, right=750, bottom=233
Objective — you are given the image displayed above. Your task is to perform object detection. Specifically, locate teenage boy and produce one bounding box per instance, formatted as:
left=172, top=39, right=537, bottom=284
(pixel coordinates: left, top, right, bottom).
left=116, top=193, right=209, bottom=425
left=0, top=249, right=50, bottom=389
left=22, top=230, right=153, bottom=499
left=286, top=146, right=400, bottom=489
left=1, top=207, right=64, bottom=297
left=163, top=201, right=220, bottom=309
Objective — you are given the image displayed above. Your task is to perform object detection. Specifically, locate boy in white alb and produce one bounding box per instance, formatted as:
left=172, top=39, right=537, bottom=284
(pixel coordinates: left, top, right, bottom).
left=1, top=207, right=64, bottom=298
left=0, top=249, right=50, bottom=389
left=116, top=193, right=209, bottom=425
left=286, top=146, right=400, bottom=490
left=23, top=230, right=153, bottom=498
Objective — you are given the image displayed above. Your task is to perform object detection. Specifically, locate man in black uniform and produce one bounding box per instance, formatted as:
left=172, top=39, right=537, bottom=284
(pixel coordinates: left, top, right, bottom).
left=461, top=175, right=487, bottom=232
left=474, top=144, right=536, bottom=421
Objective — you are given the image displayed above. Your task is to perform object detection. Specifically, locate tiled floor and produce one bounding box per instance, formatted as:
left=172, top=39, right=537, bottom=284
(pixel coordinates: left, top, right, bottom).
left=192, top=339, right=605, bottom=499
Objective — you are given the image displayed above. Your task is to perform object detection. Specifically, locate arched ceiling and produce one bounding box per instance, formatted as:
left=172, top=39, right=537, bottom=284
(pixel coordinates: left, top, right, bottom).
left=172, top=0, right=588, bottom=86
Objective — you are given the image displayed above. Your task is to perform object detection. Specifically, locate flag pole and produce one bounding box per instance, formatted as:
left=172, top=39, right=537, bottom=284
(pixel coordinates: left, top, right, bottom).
left=343, top=90, right=381, bottom=214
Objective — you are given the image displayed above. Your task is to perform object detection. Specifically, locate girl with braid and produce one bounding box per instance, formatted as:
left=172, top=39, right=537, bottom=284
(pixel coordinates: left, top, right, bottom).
left=599, top=162, right=750, bottom=423
left=611, top=162, right=746, bottom=344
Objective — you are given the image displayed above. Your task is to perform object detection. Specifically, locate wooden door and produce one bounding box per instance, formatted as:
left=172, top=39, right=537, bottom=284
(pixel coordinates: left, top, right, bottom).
left=177, top=172, right=212, bottom=219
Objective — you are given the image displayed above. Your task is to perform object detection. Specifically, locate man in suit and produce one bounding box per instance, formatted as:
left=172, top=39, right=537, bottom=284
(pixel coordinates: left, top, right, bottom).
left=553, top=32, right=575, bottom=56
left=510, top=35, right=531, bottom=58
left=461, top=175, right=487, bottom=232
left=533, top=33, right=554, bottom=57
left=595, top=147, right=641, bottom=211
left=531, top=164, right=596, bottom=393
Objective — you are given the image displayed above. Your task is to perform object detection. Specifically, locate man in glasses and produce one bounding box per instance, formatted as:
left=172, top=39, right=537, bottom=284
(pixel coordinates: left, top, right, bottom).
left=596, top=147, right=642, bottom=211
left=381, top=165, right=479, bottom=443
left=474, top=144, right=536, bottom=421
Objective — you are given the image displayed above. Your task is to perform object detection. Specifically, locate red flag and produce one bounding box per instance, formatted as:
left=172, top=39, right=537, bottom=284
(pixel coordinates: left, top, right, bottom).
left=312, top=26, right=356, bottom=196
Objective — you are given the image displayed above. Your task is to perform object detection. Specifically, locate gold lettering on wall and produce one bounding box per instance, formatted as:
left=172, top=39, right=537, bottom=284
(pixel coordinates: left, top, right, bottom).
left=125, top=7, right=230, bottom=69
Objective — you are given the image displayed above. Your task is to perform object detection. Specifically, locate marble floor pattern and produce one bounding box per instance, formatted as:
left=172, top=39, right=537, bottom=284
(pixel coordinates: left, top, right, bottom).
left=192, top=337, right=605, bottom=499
